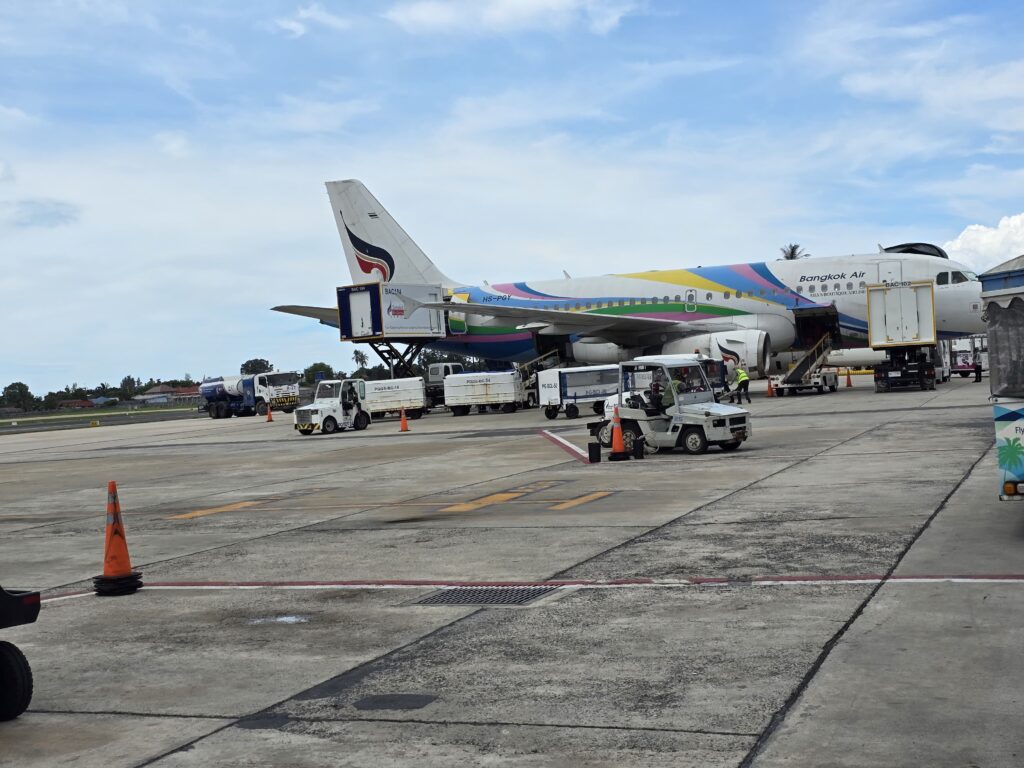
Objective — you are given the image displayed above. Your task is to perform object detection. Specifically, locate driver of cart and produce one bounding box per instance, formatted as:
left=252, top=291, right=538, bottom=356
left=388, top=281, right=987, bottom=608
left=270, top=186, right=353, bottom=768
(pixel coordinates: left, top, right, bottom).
left=341, top=381, right=359, bottom=411
left=649, top=367, right=667, bottom=410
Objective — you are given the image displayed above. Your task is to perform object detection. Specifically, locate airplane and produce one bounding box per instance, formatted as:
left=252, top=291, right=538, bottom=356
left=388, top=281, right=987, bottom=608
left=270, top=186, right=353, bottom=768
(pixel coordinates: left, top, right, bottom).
left=274, top=180, right=986, bottom=375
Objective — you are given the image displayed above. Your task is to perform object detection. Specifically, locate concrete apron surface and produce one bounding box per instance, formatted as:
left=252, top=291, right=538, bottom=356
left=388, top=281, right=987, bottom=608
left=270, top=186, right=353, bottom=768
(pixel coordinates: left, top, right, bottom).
left=0, top=376, right=1021, bottom=767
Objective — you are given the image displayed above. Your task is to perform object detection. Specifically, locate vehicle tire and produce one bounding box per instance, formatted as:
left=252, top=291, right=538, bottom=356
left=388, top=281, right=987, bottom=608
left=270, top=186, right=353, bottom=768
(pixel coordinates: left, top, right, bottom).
left=353, top=411, right=370, bottom=431
left=720, top=440, right=742, bottom=452
left=564, top=404, right=580, bottom=419
left=597, top=421, right=613, bottom=448
left=256, top=402, right=268, bottom=416
left=501, top=403, right=515, bottom=414
left=681, top=427, right=708, bottom=455
left=283, top=408, right=294, bottom=414
left=408, top=409, right=423, bottom=420
left=544, top=406, right=559, bottom=420
left=959, top=371, right=970, bottom=378
left=828, top=384, right=837, bottom=392
left=0, top=640, right=33, bottom=721
left=217, top=401, right=231, bottom=419
left=620, top=424, right=642, bottom=454
left=929, top=380, right=937, bottom=391
left=452, top=406, right=468, bottom=417
left=592, top=401, right=605, bottom=415
left=321, top=416, right=338, bottom=435
left=298, top=428, right=314, bottom=436
left=816, top=384, right=825, bottom=394
left=207, top=407, right=218, bottom=419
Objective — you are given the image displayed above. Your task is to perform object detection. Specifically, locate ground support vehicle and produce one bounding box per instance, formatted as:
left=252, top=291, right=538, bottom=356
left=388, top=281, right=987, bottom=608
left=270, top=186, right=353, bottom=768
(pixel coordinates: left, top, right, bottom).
left=200, top=372, right=300, bottom=418
left=0, top=584, right=40, bottom=720
left=425, top=362, right=464, bottom=407
left=588, top=358, right=751, bottom=455
left=363, top=377, right=428, bottom=420
left=981, top=256, right=1024, bottom=499
left=444, top=372, right=527, bottom=416
left=538, top=364, right=618, bottom=420
left=293, top=380, right=370, bottom=435
left=769, top=335, right=838, bottom=396
left=951, top=334, right=988, bottom=377
left=873, top=347, right=937, bottom=391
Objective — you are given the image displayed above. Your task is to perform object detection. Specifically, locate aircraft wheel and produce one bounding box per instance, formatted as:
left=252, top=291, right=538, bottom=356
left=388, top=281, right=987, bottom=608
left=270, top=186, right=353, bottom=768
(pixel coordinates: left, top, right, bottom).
left=564, top=404, right=580, bottom=419
left=544, top=406, right=559, bottom=420
left=321, top=416, right=338, bottom=435
left=0, top=641, right=32, bottom=721
left=681, top=428, right=708, bottom=455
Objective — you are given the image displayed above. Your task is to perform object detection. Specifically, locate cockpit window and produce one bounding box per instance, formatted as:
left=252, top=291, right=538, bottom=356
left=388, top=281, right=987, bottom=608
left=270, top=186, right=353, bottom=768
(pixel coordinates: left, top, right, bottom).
left=952, top=271, right=969, bottom=284
left=936, top=272, right=949, bottom=286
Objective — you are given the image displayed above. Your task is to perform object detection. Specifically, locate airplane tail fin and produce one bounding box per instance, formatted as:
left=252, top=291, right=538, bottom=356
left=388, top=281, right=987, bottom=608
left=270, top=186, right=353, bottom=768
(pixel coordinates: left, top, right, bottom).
left=326, top=180, right=458, bottom=289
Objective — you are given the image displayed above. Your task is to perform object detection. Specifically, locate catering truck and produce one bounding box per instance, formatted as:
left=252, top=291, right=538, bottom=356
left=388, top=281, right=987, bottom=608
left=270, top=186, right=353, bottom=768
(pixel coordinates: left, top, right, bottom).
left=199, top=372, right=300, bottom=418
left=980, top=256, right=1024, bottom=500
left=0, top=583, right=40, bottom=720
left=363, top=377, right=428, bottom=420
left=538, top=364, right=619, bottom=420
left=444, top=371, right=527, bottom=416
left=867, top=280, right=939, bottom=392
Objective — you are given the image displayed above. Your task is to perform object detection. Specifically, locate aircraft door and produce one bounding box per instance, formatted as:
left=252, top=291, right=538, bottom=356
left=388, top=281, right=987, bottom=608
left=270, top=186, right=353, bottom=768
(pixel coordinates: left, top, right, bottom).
left=877, top=261, right=902, bottom=285
left=684, top=290, right=698, bottom=313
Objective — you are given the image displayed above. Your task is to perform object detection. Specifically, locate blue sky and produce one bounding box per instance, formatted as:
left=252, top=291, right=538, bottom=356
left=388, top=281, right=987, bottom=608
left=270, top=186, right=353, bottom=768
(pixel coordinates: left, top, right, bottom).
left=3, top=0, right=1024, bottom=393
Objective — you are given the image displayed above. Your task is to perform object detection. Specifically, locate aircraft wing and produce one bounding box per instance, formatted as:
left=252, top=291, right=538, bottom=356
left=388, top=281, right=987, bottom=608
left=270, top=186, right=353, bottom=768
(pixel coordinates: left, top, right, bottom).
left=272, top=305, right=339, bottom=327
left=404, top=298, right=739, bottom=338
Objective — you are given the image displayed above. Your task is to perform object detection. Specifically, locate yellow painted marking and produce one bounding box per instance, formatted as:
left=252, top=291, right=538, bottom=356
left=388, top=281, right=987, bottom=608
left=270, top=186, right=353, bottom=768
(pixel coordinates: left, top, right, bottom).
left=171, top=501, right=260, bottom=520
left=440, top=492, right=526, bottom=513
left=548, top=491, right=613, bottom=511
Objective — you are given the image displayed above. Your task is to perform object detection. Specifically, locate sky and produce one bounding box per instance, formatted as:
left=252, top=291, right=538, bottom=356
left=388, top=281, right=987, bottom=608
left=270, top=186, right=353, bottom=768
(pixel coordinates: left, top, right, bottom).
left=3, top=0, right=1024, bottom=394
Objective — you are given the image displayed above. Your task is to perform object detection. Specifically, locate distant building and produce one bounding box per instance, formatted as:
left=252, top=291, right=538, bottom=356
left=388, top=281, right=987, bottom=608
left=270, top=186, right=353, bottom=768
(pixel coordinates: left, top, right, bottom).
left=58, top=399, right=94, bottom=409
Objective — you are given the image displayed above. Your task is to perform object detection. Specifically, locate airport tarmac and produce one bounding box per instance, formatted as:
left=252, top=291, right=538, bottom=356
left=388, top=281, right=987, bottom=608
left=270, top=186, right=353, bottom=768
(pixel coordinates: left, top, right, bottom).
left=1, top=376, right=1021, bottom=767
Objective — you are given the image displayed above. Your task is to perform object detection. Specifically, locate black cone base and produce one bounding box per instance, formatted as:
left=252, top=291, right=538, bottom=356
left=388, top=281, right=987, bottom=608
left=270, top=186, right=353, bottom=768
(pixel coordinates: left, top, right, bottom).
left=93, top=572, right=143, bottom=596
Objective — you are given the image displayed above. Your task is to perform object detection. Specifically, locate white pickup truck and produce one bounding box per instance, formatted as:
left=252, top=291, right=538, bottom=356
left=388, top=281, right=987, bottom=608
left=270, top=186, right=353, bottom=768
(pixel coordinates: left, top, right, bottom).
left=293, top=380, right=371, bottom=435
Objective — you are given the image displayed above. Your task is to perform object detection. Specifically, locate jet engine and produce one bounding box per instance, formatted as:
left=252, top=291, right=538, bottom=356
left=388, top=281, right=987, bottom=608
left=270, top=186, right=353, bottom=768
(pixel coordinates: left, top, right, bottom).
left=568, top=340, right=640, bottom=364
left=662, top=329, right=772, bottom=377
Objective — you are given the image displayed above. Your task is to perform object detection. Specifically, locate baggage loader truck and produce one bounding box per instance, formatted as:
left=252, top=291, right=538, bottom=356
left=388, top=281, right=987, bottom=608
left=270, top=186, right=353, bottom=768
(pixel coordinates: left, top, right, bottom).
left=0, top=584, right=40, bottom=720
left=444, top=371, right=527, bottom=416
left=200, top=372, right=300, bottom=418
left=293, top=379, right=370, bottom=435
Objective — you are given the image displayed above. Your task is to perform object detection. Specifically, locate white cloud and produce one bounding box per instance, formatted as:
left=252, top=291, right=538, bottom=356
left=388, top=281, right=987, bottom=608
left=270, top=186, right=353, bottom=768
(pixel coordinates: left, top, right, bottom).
left=275, top=3, right=351, bottom=38
left=0, top=198, right=79, bottom=228
left=944, top=212, right=1024, bottom=271
left=0, top=103, right=35, bottom=128
left=0, top=161, right=13, bottom=181
left=385, top=0, right=641, bottom=35
left=269, top=96, right=378, bottom=134
left=155, top=131, right=191, bottom=158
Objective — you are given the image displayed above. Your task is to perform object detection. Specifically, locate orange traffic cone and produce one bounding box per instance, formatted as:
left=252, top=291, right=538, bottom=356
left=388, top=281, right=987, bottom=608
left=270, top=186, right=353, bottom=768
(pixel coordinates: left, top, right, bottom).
left=266, top=403, right=274, bottom=422
left=846, top=369, right=853, bottom=388
left=93, top=481, right=143, bottom=596
left=608, top=406, right=631, bottom=462
left=399, top=407, right=410, bottom=433
left=766, top=377, right=775, bottom=398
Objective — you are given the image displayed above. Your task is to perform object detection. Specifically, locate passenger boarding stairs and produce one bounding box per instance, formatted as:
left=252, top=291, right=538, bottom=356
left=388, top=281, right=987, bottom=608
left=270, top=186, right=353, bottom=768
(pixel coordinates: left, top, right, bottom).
left=781, top=334, right=833, bottom=386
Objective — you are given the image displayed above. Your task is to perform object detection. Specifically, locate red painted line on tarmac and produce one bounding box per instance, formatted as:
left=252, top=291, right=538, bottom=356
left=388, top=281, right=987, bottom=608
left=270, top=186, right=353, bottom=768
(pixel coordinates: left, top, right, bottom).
left=538, top=429, right=591, bottom=464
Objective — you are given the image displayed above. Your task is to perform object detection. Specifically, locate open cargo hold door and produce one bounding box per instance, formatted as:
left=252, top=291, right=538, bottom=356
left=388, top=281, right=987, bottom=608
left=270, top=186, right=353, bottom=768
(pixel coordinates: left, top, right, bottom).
left=791, top=304, right=841, bottom=349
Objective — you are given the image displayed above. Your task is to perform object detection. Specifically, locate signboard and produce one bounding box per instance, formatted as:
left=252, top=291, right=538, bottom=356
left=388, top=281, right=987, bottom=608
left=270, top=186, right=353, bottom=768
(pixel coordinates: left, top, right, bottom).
left=337, top=282, right=445, bottom=341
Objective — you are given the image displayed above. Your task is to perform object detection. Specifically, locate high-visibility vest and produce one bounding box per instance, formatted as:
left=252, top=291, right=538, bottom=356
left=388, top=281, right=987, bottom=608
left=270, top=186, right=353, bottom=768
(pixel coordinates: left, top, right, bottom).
left=736, top=368, right=749, bottom=384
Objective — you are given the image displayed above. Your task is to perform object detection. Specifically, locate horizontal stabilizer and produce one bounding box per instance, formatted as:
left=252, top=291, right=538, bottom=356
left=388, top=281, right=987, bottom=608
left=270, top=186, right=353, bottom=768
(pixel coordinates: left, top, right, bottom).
left=272, top=305, right=339, bottom=328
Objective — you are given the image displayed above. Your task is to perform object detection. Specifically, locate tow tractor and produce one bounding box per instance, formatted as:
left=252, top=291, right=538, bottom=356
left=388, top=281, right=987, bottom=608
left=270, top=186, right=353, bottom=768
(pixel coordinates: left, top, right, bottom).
left=1, top=584, right=40, bottom=720
left=293, top=379, right=371, bottom=436
left=589, top=357, right=751, bottom=454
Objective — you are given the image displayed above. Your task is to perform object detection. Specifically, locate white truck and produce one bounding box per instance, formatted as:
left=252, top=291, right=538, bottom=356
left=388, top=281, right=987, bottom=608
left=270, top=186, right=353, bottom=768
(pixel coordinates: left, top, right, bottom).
left=538, top=364, right=619, bottom=420
left=588, top=357, right=751, bottom=454
left=363, top=377, right=428, bottom=420
left=293, top=379, right=371, bottom=435
left=199, top=371, right=300, bottom=418
left=444, top=371, right=527, bottom=416
left=425, top=362, right=464, bottom=407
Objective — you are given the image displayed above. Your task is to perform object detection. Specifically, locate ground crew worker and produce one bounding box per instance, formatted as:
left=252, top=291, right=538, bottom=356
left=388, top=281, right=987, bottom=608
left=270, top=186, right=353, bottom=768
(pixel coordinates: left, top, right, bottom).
left=729, top=363, right=751, bottom=404
left=974, top=350, right=983, bottom=382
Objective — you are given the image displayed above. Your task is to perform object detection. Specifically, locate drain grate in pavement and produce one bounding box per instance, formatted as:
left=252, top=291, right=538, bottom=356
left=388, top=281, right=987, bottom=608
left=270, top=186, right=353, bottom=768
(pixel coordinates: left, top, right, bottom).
left=415, top=586, right=559, bottom=606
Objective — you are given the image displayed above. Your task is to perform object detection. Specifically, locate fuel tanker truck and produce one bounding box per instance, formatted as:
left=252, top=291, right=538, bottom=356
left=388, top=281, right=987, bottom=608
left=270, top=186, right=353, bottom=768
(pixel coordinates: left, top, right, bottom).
left=199, top=371, right=300, bottom=419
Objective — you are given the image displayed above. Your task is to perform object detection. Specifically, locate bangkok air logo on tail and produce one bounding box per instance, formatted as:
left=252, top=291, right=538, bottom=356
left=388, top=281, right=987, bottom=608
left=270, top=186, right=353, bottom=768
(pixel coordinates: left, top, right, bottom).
left=341, top=212, right=396, bottom=282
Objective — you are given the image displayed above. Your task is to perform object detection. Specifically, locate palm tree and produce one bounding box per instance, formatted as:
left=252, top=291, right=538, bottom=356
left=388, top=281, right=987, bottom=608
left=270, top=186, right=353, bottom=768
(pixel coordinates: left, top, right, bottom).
left=352, top=350, right=369, bottom=370
left=998, top=437, right=1024, bottom=480
left=780, top=243, right=810, bottom=260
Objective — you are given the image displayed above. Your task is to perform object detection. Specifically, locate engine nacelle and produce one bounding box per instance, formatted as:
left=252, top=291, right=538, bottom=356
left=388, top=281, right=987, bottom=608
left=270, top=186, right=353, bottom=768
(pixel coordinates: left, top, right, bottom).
left=662, top=330, right=772, bottom=378
left=568, top=340, right=639, bottom=364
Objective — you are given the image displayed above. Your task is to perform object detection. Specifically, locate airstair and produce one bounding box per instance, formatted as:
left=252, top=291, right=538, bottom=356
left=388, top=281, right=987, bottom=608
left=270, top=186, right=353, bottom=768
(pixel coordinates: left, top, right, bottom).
left=770, top=334, right=839, bottom=395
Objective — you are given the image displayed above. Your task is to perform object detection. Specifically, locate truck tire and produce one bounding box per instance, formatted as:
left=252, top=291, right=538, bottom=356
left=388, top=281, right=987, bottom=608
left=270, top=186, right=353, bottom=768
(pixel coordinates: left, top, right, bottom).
left=283, top=408, right=294, bottom=414
left=408, top=409, right=423, bottom=420
left=958, top=371, right=970, bottom=378
left=681, top=428, right=708, bottom=455
left=501, top=403, right=515, bottom=414
left=298, top=428, right=314, bottom=436
left=452, top=406, right=468, bottom=417
left=564, top=404, right=580, bottom=419
left=544, top=406, right=559, bottom=420
left=217, top=401, right=231, bottom=419
left=720, top=440, right=741, bottom=452
left=597, top=421, right=613, bottom=448
left=353, top=412, right=370, bottom=431
left=256, top=402, right=268, bottom=416
left=0, top=640, right=32, bottom=721
left=208, top=406, right=218, bottom=419
left=816, top=384, right=825, bottom=394
left=620, top=424, right=642, bottom=454
left=828, top=384, right=837, bottom=392
left=321, top=416, right=338, bottom=435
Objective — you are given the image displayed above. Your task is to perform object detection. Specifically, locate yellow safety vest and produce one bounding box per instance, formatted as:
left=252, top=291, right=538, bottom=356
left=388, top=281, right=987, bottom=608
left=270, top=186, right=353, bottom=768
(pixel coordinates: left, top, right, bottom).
left=736, top=368, right=749, bottom=383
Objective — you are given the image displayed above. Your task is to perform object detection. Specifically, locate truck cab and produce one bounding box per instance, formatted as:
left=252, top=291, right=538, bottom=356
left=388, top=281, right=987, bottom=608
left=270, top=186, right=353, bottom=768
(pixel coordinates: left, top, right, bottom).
left=426, top=363, right=464, bottom=407
left=590, top=358, right=751, bottom=455
left=293, top=379, right=370, bottom=436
